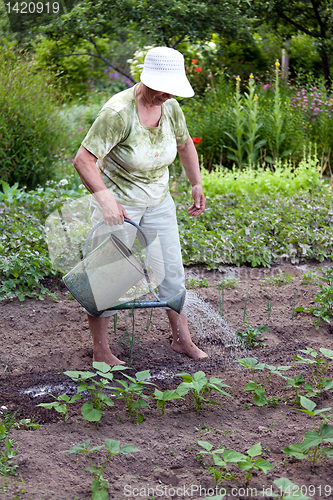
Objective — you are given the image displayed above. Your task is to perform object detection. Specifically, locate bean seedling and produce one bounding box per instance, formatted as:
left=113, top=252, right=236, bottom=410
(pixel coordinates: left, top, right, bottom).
left=235, top=358, right=291, bottom=406
left=196, top=441, right=241, bottom=485
left=236, top=322, right=267, bottom=348
left=62, top=438, right=142, bottom=500
left=282, top=396, right=333, bottom=472
left=113, top=370, right=155, bottom=424
left=0, top=425, right=18, bottom=476
left=152, top=389, right=184, bottom=416
left=64, top=362, right=128, bottom=429
left=175, top=371, right=233, bottom=415
left=291, top=347, right=333, bottom=398
left=37, top=394, right=82, bottom=425
left=237, top=442, right=274, bottom=486
left=265, top=477, right=311, bottom=499
left=300, top=269, right=318, bottom=285
left=260, top=270, right=292, bottom=287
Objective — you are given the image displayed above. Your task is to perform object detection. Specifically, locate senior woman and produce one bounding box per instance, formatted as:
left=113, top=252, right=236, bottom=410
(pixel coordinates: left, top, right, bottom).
left=73, top=47, right=208, bottom=365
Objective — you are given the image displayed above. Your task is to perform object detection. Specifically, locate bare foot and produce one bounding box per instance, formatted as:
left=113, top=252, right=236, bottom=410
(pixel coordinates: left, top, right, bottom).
left=171, top=340, right=208, bottom=360
left=93, top=346, right=125, bottom=366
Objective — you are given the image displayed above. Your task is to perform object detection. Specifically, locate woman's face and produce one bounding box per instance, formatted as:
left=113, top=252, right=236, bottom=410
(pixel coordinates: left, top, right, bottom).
left=151, top=91, right=174, bottom=105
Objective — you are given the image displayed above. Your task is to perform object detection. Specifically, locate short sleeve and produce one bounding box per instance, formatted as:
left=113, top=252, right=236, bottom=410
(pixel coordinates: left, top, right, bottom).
left=81, top=107, right=127, bottom=160
left=172, top=102, right=190, bottom=147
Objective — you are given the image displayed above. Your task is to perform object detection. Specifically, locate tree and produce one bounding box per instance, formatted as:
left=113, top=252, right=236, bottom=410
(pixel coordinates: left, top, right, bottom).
left=244, top=0, right=333, bottom=86
left=41, top=0, right=248, bottom=79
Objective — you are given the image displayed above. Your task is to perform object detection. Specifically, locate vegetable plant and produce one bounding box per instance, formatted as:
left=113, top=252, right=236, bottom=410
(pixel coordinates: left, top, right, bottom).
left=197, top=440, right=249, bottom=486
left=37, top=394, right=82, bottom=424
left=266, top=477, right=312, bottom=499
left=0, top=425, right=18, bottom=476
left=186, top=277, right=208, bottom=289
left=175, top=371, right=233, bottom=415
left=260, top=270, right=292, bottom=287
left=291, top=347, right=333, bottom=397
left=62, top=438, right=142, bottom=500
left=282, top=396, right=333, bottom=472
left=112, top=370, right=155, bottom=424
left=300, top=269, right=318, bottom=285
left=152, top=389, right=184, bottom=416
left=236, top=322, right=267, bottom=348
left=283, top=375, right=305, bottom=408
left=64, top=362, right=128, bottom=428
left=235, top=358, right=291, bottom=406
left=237, top=442, right=274, bottom=486
left=296, top=265, right=333, bottom=328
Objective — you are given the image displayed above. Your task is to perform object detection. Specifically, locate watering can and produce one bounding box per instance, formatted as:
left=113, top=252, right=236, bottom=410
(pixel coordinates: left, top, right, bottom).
left=62, top=218, right=185, bottom=317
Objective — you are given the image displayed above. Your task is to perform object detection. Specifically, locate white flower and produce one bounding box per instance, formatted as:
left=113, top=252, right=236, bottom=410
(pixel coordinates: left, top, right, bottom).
left=59, top=179, right=69, bottom=186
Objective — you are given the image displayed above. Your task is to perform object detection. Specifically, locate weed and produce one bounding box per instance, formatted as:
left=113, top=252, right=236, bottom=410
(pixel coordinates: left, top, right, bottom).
left=175, top=371, right=233, bottom=415
left=37, top=394, right=82, bottom=425
left=112, top=370, right=155, bottom=424
left=62, top=438, right=142, bottom=499
left=64, top=362, right=128, bottom=429
left=236, top=322, right=267, bottom=348
left=235, top=358, right=291, bottom=406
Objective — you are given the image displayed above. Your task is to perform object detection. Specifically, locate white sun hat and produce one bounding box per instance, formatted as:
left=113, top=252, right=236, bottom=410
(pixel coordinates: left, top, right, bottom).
left=140, top=47, right=194, bottom=98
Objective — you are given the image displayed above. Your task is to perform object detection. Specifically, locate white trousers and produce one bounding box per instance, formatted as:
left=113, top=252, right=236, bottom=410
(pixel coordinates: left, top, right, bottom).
left=89, top=193, right=186, bottom=317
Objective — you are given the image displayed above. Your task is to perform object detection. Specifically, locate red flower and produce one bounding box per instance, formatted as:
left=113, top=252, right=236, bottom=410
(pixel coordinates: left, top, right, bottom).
left=192, top=58, right=198, bottom=64
left=192, top=137, right=202, bottom=148
left=194, top=67, right=202, bottom=73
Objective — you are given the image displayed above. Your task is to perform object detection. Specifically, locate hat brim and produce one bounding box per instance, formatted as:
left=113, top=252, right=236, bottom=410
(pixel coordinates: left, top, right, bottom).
left=140, top=72, right=194, bottom=98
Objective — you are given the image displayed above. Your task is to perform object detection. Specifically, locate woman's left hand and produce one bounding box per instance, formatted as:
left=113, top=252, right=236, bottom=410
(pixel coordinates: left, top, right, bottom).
left=188, top=184, right=206, bottom=216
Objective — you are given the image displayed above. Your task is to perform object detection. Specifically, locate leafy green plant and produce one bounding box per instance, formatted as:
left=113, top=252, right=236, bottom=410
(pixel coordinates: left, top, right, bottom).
left=235, top=358, right=291, bottom=406
left=265, top=477, right=312, bottom=499
left=260, top=270, right=292, bottom=287
left=296, top=265, right=333, bottom=328
left=62, top=438, right=142, bottom=500
left=282, top=396, right=333, bottom=472
left=236, top=322, right=267, bottom=348
left=283, top=375, right=305, bottom=408
left=291, top=347, right=333, bottom=397
left=37, top=394, right=82, bottom=424
left=64, top=362, right=128, bottom=428
left=197, top=441, right=240, bottom=485
left=0, top=425, right=18, bottom=477
left=186, top=277, right=208, bottom=289
left=300, top=269, right=318, bottom=285
left=0, top=44, right=67, bottom=188
left=152, top=389, right=184, bottom=416
left=175, top=371, right=233, bottom=415
left=112, top=370, right=155, bottom=424
left=217, top=277, right=239, bottom=289
left=237, top=442, right=274, bottom=486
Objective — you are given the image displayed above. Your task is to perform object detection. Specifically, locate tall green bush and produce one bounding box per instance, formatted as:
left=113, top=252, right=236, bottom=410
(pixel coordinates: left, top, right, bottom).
left=0, top=43, right=67, bottom=189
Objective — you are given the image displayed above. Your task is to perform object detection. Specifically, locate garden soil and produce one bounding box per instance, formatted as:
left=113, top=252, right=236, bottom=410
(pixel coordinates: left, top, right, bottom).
left=1, top=262, right=333, bottom=500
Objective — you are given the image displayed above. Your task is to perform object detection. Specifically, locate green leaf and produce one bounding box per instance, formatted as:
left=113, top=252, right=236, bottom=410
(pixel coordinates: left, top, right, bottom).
left=302, top=430, right=322, bottom=449
left=136, top=370, right=150, bottom=381
left=320, top=424, right=333, bottom=440
left=92, top=361, right=111, bottom=373
left=273, top=477, right=296, bottom=493
left=253, top=458, right=274, bottom=473
left=282, top=444, right=306, bottom=459
left=104, top=439, right=120, bottom=454
left=81, top=402, right=103, bottom=422
left=247, top=442, right=262, bottom=457
left=198, top=441, right=213, bottom=451
left=223, top=450, right=247, bottom=463
left=61, top=440, right=90, bottom=454
left=119, top=444, right=141, bottom=454
left=300, top=396, right=316, bottom=411
left=320, top=348, right=333, bottom=359
left=238, top=458, right=252, bottom=471
left=235, top=357, right=258, bottom=368
left=91, top=479, right=108, bottom=500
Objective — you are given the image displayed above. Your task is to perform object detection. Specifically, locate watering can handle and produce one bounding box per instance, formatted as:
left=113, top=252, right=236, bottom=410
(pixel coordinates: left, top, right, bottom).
left=82, top=218, right=150, bottom=272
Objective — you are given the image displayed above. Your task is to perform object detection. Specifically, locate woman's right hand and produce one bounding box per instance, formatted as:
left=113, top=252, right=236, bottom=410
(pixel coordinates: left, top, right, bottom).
left=101, top=197, right=130, bottom=226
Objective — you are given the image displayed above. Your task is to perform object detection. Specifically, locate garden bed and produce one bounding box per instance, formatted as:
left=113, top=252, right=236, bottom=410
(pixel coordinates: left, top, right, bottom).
left=0, top=262, right=333, bottom=500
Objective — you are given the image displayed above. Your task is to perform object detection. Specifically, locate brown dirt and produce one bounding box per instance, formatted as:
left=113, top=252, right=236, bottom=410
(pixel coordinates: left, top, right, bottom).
left=1, top=262, right=333, bottom=500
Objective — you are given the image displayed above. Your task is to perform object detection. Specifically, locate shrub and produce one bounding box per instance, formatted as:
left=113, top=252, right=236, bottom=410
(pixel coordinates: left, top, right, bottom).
left=0, top=43, right=67, bottom=189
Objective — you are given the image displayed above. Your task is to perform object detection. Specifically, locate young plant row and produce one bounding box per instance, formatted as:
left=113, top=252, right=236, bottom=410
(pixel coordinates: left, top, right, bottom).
left=37, top=364, right=232, bottom=427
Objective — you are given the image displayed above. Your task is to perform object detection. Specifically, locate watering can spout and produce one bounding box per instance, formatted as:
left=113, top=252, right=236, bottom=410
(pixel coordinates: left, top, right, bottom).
left=103, top=290, right=186, bottom=315
left=166, top=290, right=186, bottom=314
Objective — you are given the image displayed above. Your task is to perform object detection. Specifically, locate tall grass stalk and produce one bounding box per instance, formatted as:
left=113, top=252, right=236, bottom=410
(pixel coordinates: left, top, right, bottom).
left=244, top=75, right=266, bottom=166
left=225, top=76, right=246, bottom=168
